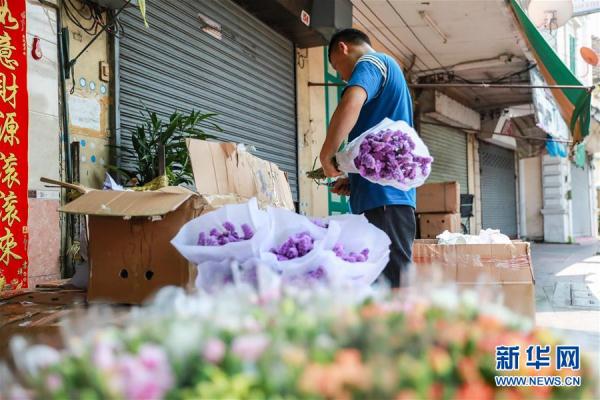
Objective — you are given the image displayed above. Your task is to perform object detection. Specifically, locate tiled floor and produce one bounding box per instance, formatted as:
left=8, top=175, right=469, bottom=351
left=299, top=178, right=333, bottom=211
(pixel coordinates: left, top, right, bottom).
left=531, top=241, right=600, bottom=380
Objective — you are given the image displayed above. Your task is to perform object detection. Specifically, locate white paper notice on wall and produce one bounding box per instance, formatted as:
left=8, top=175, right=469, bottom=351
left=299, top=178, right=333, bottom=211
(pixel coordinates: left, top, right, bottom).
left=68, top=95, right=101, bottom=131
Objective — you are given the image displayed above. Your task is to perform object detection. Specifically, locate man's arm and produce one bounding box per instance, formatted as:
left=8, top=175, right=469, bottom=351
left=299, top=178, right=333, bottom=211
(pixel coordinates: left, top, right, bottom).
left=319, top=86, right=367, bottom=177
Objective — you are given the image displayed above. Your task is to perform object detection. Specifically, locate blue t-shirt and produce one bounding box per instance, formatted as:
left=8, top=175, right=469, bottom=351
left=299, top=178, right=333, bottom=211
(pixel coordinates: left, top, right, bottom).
left=343, top=52, right=416, bottom=214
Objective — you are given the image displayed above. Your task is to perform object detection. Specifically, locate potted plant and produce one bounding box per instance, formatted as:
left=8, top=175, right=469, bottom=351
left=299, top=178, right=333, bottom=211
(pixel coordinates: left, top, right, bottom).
left=111, top=107, right=222, bottom=188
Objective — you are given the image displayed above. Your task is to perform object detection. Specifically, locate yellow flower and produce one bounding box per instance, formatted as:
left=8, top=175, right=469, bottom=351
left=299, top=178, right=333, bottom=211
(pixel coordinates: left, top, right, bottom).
left=429, top=347, right=452, bottom=375
left=281, top=346, right=307, bottom=367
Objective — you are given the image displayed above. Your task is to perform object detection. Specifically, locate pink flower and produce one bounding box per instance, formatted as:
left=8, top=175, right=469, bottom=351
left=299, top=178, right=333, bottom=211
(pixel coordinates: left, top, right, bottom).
left=202, top=338, right=226, bottom=364
left=93, top=338, right=117, bottom=371
left=116, top=345, right=173, bottom=400
left=45, top=374, right=62, bottom=392
left=231, top=334, right=270, bottom=363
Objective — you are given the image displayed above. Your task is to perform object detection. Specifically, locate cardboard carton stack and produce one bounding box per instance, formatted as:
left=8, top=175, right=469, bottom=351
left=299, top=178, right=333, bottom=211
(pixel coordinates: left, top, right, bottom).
left=412, top=239, right=535, bottom=320
left=416, top=182, right=461, bottom=239
left=59, top=139, right=294, bottom=304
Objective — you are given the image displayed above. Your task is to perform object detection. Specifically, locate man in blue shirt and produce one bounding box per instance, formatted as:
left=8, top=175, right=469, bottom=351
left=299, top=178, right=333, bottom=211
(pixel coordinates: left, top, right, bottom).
left=320, top=29, right=416, bottom=288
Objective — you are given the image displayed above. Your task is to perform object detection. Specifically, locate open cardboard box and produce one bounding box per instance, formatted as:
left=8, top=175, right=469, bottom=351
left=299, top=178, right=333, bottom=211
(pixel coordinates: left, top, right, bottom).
left=59, top=140, right=294, bottom=304
left=412, top=239, right=535, bottom=320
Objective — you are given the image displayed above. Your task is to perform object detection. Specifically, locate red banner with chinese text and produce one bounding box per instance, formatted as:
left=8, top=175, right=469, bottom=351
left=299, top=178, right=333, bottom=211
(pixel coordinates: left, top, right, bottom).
left=0, top=0, right=28, bottom=290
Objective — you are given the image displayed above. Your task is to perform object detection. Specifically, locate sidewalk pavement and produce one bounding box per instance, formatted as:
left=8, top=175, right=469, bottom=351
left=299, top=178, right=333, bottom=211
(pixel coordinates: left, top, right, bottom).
left=531, top=241, right=600, bottom=373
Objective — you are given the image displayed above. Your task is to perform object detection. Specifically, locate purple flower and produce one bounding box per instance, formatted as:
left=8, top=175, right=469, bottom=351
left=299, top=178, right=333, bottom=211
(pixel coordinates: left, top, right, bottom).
left=197, top=222, right=255, bottom=246
left=353, top=129, right=432, bottom=184
left=333, top=242, right=370, bottom=263
left=271, top=232, right=314, bottom=261
left=241, top=224, right=254, bottom=240
left=305, top=266, right=326, bottom=280
left=311, top=219, right=329, bottom=229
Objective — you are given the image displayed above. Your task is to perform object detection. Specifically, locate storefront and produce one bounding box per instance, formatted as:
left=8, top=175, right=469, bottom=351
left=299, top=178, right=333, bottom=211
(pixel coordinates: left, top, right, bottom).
left=117, top=0, right=299, bottom=199
left=478, top=141, right=518, bottom=238
left=419, top=119, right=469, bottom=195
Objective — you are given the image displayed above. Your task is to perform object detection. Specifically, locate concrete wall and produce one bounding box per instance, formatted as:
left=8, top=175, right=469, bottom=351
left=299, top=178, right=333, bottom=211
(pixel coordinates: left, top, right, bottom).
left=296, top=47, right=329, bottom=217
left=24, top=0, right=112, bottom=287
left=467, top=133, right=479, bottom=233
left=62, top=1, right=111, bottom=189
left=26, top=0, right=61, bottom=287
left=541, top=155, right=572, bottom=243
left=472, top=138, right=482, bottom=233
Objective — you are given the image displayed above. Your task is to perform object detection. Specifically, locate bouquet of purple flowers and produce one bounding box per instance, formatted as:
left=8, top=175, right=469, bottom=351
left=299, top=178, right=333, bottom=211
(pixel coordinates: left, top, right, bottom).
left=171, top=198, right=270, bottom=264
left=171, top=200, right=391, bottom=291
left=308, top=118, right=433, bottom=191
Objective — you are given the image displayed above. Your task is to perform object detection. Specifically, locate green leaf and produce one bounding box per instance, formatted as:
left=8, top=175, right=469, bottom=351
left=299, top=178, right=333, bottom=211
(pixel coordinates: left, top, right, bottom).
left=137, top=0, right=149, bottom=28
left=122, top=107, right=221, bottom=186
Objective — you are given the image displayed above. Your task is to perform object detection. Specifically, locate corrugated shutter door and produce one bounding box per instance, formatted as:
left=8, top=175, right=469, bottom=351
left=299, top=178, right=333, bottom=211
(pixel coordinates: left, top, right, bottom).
left=420, top=121, right=468, bottom=193
left=118, top=0, right=298, bottom=199
left=478, top=141, right=517, bottom=237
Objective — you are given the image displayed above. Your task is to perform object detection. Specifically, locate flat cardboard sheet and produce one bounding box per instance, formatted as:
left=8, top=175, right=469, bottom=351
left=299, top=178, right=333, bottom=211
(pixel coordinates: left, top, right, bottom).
left=60, top=187, right=196, bottom=217
left=187, top=139, right=294, bottom=210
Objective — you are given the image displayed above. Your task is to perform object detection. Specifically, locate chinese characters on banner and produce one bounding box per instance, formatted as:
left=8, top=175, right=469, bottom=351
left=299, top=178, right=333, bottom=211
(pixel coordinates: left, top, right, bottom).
left=0, top=0, right=28, bottom=290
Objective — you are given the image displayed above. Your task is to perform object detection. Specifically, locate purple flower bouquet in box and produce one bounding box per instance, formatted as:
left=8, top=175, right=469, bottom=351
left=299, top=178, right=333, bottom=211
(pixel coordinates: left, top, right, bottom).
left=314, top=118, right=433, bottom=190
left=259, top=207, right=341, bottom=281
left=171, top=198, right=270, bottom=265
left=326, top=214, right=391, bottom=286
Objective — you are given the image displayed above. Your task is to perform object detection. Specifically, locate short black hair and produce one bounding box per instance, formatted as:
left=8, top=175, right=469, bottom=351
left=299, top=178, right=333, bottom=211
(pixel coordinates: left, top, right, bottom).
left=328, top=29, right=371, bottom=60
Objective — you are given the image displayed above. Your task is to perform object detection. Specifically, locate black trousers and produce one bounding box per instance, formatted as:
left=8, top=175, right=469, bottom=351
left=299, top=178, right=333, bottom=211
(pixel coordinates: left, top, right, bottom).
left=364, top=205, right=416, bottom=288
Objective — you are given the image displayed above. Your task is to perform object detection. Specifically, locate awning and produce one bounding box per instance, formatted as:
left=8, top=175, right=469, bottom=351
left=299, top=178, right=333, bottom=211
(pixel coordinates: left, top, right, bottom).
left=509, top=0, right=592, bottom=144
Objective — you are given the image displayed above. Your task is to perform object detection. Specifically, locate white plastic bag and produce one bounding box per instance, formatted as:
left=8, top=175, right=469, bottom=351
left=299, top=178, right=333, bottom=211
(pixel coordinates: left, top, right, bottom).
left=326, top=214, right=391, bottom=286
left=436, top=229, right=511, bottom=245
left=279, top=250, right=341, bottom=288
left=171, top=198, right=270, bottom=265
left=195, top=259, right=235, bottom=293
left=259, top=207, right=340, bottom=275
left=479, top=228, right=511, bottom=244
left=335, top=118, right=432, bottom=190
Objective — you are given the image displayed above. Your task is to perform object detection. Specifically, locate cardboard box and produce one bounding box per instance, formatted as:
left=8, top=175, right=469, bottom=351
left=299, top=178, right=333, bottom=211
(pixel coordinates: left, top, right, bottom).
left=416, top=181, right=460, bottom=214
left=60, top=187, right=203, bottom=304
left=419, top=213, right=461, bottom=239
left=412, top=239, right=535, bottom=319
left=187, top=139, right=294, bottom=210
left=58, top=140, right=295, bottom=304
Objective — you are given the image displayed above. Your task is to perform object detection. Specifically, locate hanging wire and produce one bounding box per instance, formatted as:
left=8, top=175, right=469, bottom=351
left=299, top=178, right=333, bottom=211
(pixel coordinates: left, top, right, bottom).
left=352, top=13, right=414, bottom=69
left=385, top=0, right=446, bottom=74
left=352, top=2, right=430, bottom=72
left=63, top=0, right=127, bottom=38
left=355, top=0, right=431, bottom=71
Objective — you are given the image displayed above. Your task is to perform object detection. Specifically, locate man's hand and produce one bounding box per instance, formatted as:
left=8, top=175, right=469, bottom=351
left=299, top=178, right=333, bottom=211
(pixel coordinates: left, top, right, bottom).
left=331, top=177, right=350, bottom=196
left=320, top=154, right=342, bottom=178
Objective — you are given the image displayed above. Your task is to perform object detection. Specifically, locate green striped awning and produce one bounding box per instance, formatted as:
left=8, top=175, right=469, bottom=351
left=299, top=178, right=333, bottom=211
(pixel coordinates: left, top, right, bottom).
left=509, top=0, right=592, bottom=143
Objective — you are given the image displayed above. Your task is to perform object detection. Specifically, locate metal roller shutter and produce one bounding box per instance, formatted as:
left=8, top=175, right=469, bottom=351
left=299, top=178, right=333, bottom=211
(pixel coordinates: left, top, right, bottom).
left=479, top=141, right=517, bottom=237
left=420, top=121, right=469, bottom=194
left=117, top=0, right=298, bottom=199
